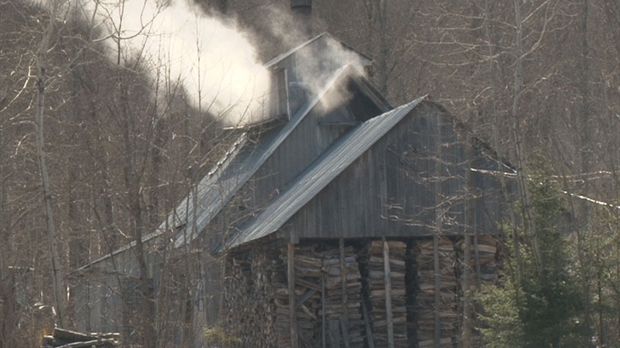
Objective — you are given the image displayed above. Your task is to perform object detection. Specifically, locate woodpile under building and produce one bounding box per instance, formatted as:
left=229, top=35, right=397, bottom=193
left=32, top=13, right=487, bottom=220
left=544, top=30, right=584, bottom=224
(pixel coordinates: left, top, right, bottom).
left=415, top=237, right=458, bottom=348
left=363, top=240, right=409, bottom=347
left=222, top=236, right=499, bottom=348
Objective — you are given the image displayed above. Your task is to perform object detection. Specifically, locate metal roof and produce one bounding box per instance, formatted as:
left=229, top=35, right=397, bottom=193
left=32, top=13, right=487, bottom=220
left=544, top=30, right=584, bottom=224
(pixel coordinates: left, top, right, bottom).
left=76, top=65, right=359, bottom=271
left=226, top=96, right=427, bottom=249
left=264, top=33, right=373, bottom=68
left=76, top=132, right=248, bottom=271
left=172, top=66, right=361, bottom=247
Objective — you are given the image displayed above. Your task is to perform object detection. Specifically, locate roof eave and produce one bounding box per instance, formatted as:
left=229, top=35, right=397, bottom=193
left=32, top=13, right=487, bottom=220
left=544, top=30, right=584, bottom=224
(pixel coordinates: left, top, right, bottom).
left=226, top=96, right=428, bottom=249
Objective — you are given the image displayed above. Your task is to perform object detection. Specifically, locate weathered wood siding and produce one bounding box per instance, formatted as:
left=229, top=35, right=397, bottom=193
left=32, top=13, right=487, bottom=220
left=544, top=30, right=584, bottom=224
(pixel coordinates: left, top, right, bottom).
left=205, top=79, right=386, bottom=246
left=287, top=101, right=506, bottom=239
left=252, top=82, right=383, bottom=207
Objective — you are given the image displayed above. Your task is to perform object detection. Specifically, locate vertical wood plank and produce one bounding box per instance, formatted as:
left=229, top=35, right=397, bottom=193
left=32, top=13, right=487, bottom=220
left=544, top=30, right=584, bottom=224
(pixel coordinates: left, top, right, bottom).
left=362, top=300, right=375, bottom=348
left=462, top=234, right=472, bottom=348
left=329, top=320, right=341, bottom=347
left=288, top=243, right=298, bottom=348
left=340, top=318, right=351, bottom=348
left=474, top=235, right=482, bottom=289
left=433, top=108, right=443, bottom=348
left=379, top=146, right=389, bottom=236
left=340, top=239, right=349, bottom=313
left=339, top=238, right=351, bottom=348
left=433, top=235, right=440, bottom=348
left=322, top=274, right=327, bottom=348
left=383, top=238, right=395, bottom=348
left=462, top=133, right=474, bottom=348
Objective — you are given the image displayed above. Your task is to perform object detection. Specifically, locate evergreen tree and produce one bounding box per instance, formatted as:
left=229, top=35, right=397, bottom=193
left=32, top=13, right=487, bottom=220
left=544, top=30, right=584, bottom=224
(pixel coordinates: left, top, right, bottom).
left=479, top=161, right=591, bottom=348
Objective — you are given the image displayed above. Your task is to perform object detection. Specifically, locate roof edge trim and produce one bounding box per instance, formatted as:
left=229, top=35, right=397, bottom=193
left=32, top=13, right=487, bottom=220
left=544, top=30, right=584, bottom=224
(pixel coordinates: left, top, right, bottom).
left=226, top=96, right=428, bottom=249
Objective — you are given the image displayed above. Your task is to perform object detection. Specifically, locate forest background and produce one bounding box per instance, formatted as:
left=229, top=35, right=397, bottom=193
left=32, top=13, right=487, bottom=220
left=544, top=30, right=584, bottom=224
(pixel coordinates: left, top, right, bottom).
left=1, top=0, right=619, bottom=347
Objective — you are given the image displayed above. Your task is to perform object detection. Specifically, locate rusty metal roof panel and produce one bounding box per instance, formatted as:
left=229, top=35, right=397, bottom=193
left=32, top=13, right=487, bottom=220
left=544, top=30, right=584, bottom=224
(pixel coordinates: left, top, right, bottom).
left=227, top=96, right=426, bottom=249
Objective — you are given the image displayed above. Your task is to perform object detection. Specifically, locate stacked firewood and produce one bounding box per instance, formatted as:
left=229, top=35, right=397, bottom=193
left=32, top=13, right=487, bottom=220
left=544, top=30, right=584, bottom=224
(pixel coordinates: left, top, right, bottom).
left=415, top=237, right=458, bottom=348
left=292, top=246, right=323, bottom=345
left=456, top=235, right=499, bottom=348
left=42, top=328, right=119, bottom=347
left=222, top=255, right=253, bottom=346
left=228, top=245, right=362, bottom=347
left=457, top=235, right=499, bottom=290
left=222, top=247, right=285, bottom=347
left=365, top=240, right=409, bottom=347
left=256, top=248, right=289, bottom=347
left=318, top=245, right=365, bottom=347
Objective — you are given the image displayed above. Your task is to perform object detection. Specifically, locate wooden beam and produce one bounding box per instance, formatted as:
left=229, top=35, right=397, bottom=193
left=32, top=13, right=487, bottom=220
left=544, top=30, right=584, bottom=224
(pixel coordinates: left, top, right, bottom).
left=55, top=339, right=118, bottom=348
left=474, top=235, right=482, bottom=290
left=383, top=239, right=395, bottom=348
left=432, top=108, right=444, bottom=348
left=322, top=274, right=326, bottom=348
left=52, top=328, right=99, bottom=342
left=433, top=235, right=440, bottom=348
left=462, top=133, right=474, bottom=348
left=339, top=238, right=351, bottom=348
left=340, top=239, right=348, bottom=312
left=329, top=320, right=341, bottom=347
left=288, top=243, right=298, bottom=348
left=361, top=300, right=375, bottom=348
left=295, top=289, right=318, bottom=308
left=296, top=277, right=322, bottom=292
left=340, top=317, right=350, bottom=348
left=462, top=234, right=472, bottom=348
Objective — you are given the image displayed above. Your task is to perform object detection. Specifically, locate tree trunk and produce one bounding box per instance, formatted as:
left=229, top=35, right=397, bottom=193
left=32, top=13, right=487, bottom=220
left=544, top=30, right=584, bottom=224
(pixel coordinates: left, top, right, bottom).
left=461, top=134, right=473, bottom=348
left=0, top=126, right=17, bottom=348
left=120, top=88, right=156, bottom=347
left=511, top=0, right=543, bottom=274
left=377, top=0, right=389, bottom=96
left=578, top=0, right=594, bottom=336
left=484, top=0, right=523, bottom=284
left=35, top=10, right=67, bottom=327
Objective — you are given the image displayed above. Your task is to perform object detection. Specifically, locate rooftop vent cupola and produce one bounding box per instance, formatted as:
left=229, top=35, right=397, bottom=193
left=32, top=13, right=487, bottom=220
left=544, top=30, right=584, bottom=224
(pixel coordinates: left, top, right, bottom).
left=290, top=0, right=312, bottom=38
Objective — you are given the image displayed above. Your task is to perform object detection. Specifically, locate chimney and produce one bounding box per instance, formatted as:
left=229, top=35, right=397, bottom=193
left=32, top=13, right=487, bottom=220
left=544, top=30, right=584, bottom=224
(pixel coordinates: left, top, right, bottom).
left=290, top=0, right=312, bottom=38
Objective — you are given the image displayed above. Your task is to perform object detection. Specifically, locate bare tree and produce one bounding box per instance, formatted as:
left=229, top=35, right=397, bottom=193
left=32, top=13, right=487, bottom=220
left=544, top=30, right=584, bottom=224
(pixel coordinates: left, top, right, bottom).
left=33, top=0, right=69, bottom=328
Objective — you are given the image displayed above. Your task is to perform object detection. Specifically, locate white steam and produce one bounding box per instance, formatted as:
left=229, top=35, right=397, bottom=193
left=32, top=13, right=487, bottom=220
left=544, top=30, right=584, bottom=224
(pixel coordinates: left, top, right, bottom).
left=296, top=36, right=366, bottom=95
left=262, top=7, right=368, bottom=111
left=72, top=0, right=271, bottom=126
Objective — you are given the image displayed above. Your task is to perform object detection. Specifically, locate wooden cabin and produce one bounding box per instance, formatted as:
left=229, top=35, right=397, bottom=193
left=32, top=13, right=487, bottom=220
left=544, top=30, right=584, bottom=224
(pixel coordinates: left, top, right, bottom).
left=71, top=33, right=510, bottom=348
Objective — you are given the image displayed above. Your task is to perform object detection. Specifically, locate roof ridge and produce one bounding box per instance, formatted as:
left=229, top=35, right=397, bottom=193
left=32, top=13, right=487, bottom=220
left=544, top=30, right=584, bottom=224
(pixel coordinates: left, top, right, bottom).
left=74, top=65, right=376, bottom=272
left=225, top=96, right=427, bottom=249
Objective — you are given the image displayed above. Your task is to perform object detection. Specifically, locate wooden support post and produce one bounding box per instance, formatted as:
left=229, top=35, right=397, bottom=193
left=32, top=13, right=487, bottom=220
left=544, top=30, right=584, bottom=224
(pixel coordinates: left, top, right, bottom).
left=340, top=239, right=348, bottom=312
left=433, top=235, right=440, bottom=348
left=362, top=300, right=375, bottom=348
left=462, top=132, right=474, bottom=348
left=339, top=238, right=351, bottom=348
left=432, top=108, right=444, bottom=348
left=340, top=318, right=351, bottom=348
left=329, top=320, right=341, bottom=347
left=288, top=243, right=298, bottom=348
left=462, top=234, right=472, bottom=348
left=322, top=274, right=326, bottom=348
left=383, top=238, right=395, bottom=348
left=474, top=235, right=481, bottom=289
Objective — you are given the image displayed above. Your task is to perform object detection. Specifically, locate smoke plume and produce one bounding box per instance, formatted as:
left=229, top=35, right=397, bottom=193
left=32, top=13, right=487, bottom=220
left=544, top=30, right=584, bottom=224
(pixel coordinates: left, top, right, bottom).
left=262, top=6, right=367, bottom=111
left=68, top=0, right=271, bottom=126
